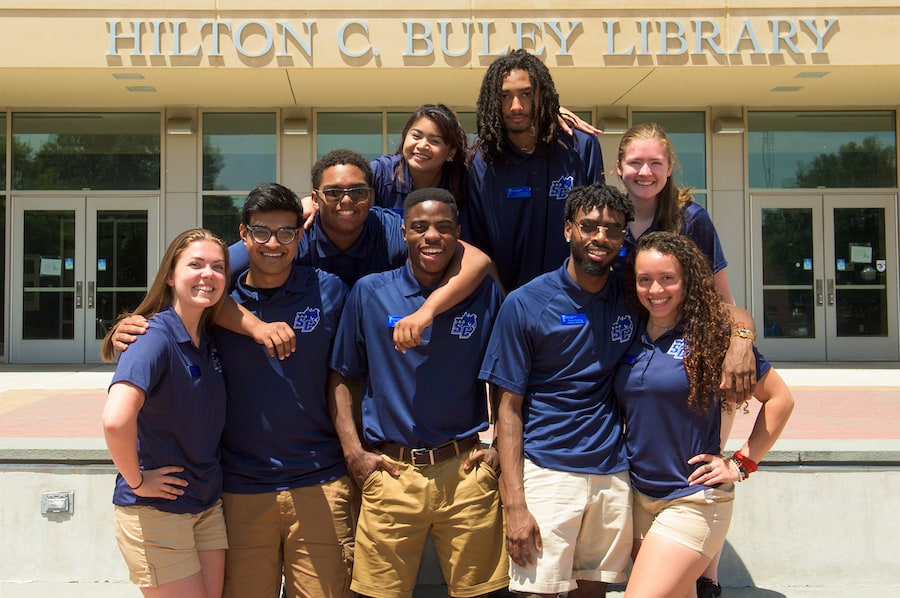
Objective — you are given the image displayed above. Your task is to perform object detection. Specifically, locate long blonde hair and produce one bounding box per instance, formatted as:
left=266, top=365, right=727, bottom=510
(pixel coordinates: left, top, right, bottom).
left=101, top=228, right=229, bottom=362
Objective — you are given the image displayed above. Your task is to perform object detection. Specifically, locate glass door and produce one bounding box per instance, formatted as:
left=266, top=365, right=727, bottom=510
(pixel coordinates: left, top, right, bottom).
left=10, top=196, right=158, bottom=363
left=751, top=194, right=898, bottom=361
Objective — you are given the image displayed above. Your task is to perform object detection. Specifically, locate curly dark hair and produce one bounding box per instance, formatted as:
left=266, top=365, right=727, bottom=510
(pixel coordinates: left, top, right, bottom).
left=392, top=104, right=469, bottom=209
left=616, top=122, right=694, bottom=234
left=564, top=183, right=635, bottom=224
left=472, top=49, right=561, bottom=165
left=629, top=231, right=734, bottom=414
left=311, top=149, right=373, bottom=190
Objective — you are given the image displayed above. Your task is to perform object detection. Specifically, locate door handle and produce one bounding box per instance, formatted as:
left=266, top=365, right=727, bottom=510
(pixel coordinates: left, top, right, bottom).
left=815, top=279, right=824, bottom=306
left=826, top=278, right=835, bottom=306
left=75, top=281, right=83, bottom=309
left=87, top=281, right=95, bottom=309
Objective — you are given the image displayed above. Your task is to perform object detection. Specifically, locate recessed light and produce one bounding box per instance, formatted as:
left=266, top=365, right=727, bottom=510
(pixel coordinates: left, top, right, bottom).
left=795, top=71, right=829, bottom=79
left=113, top=73, right=145, bottom=80
left=126, top=86, right=157, bottom=93
left=771, top=86, right=803, bottom=92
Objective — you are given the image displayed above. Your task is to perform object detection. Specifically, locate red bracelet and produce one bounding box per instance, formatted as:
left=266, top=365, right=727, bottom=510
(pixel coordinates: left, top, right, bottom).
left=732, top=450, right=759, bottom=474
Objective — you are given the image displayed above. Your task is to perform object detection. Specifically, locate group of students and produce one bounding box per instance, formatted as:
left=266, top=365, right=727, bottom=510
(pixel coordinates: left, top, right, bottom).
left=101, top=48, right=793, bottom=598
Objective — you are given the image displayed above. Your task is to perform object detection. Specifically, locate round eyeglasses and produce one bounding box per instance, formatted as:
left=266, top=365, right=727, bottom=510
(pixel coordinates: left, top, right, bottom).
left=245, top=225, right=300, bottom=245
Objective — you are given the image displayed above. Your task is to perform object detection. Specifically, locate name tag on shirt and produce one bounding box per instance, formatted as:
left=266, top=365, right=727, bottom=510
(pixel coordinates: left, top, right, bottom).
left=620, top=353, right=639, bottom=365
left=386, top=315, right=403, bottom=327
left=188, top=365, right=202, bottom=378
left=506, top=186, right=532, bottom=199
left=560, top=313, right=587, bottom=326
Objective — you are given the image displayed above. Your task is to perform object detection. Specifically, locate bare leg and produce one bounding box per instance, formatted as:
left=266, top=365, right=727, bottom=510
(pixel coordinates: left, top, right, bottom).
left=624, top=533, right=711, bottom=598
left=569, top=580, right=608, bottom=598
left=141, top=570, right=210, bottom=598
left=198, top=549, right=226, bottom=598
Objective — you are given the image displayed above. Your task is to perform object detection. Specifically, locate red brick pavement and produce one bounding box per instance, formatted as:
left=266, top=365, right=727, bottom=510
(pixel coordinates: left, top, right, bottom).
left=0, top=385, right=897, bottom=441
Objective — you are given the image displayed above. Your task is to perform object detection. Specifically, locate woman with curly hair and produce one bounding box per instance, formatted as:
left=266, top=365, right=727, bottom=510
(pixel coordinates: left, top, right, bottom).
left=614, top=232, right=794, bottom=598
left=615, top=122, right=734, bottom=305
left=371, top=103, right=470, bottom=214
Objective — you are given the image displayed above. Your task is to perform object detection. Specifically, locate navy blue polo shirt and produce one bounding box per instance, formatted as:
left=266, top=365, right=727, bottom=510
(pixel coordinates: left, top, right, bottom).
left=480, top=263, right=635, bottom=475
left=228, top=206, right=407, bottom=289
left=110, top=307, right=226, bottom=514
left=461, top=129, right=604, bottom=290
left=330, top=262, right=504, bottom=448
left=371, top=154, right=409, bottom=215
left=615, top=201, right=727, bottom=275
left=214, top=264, right=349, bottom=494
left=614, top=323, right=771, bottom=500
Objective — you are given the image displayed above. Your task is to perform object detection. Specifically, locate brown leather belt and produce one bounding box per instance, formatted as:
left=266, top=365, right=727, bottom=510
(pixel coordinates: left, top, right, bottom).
left=378, top=436, right=481, bottom=467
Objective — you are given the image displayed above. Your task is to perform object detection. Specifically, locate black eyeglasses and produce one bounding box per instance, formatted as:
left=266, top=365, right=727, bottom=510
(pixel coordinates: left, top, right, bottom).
left=245, top=225, right=300, bottom=245
left=316, top=187, right=372, bottom=204
left=574, top=220, right=626, bottom=241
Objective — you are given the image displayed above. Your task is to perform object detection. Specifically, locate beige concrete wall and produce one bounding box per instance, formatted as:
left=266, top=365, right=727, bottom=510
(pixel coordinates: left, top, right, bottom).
left=2, top=454, right=898, bottom=591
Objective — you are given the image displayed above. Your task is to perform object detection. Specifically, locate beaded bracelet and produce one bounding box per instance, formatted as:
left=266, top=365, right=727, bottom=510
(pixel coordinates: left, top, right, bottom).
left=732, top=450, right=759, bottom=480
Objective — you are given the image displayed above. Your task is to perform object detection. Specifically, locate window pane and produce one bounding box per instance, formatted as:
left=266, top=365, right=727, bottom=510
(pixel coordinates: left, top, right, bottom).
left=458, top=112, right=478, bottom=145
left=316, top=113, right=382, bottom=161
left=0, top=194, right=4, bottom=355
left=0, top=113, right=6, bottom=188
left=202, top=194, right=245, bottom=246
left=748, top=111, right=897, bottom=188
left=632, top=112, right=707, bottom=190
left=203, top=113, right=276, bottom=191
left=12, top=113, right=160, bottom=190
left=386, top=112, right=407, bottom=155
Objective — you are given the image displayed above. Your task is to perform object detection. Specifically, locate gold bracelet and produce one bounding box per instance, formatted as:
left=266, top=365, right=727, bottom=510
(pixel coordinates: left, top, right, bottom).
left=731, top=328, right=755, bottom=342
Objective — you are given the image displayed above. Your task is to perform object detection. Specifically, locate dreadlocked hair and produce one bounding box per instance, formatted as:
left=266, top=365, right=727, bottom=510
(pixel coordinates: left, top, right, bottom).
left=471, top=49, right=561, bottom=165
left=392, top=104, right=469, bottom=211
left=617, top=122, right=694, bottom=234
left=629, top=231, right=733, bottom=415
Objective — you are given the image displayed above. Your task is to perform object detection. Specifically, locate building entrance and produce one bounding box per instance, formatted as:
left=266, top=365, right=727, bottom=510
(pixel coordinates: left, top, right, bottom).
left=751, top=193, right=898, bottom=361
left=10, top=196, right=159, bottom=363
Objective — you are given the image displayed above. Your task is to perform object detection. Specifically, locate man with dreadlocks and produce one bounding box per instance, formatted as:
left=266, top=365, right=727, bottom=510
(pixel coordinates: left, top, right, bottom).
left=462, top=49, right=604, bottom=291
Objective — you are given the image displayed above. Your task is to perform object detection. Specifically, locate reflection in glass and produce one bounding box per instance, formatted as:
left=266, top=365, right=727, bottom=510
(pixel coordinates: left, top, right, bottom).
left=833, top=207, right=887, bottom=337
left=203, top=195, right=245, bottom=246
left=95, top=211, right=148, bottom=340
left=12, top=113, right=161, bottom=190
left=203, top=113, right=276, bottom=191
left=761, top=208, right=815, bottom=338
left=632, top=112, right=707, bottom=191
left=748, top=111, right=896, bottom=188
left=316, top=113, right=382, bottom=160
left=22, top=210, right=76, bottom=339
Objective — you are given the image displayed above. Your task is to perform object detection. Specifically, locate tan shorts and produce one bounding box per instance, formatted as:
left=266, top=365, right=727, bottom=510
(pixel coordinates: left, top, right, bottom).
left=113, top=501, right=228, bottom=587
left=633, top=484, right=735, bottom=558
left=352, top=450, right=508, bottom=598
left=222, top=476, right=356, bottom=598
left=509, top=461, right=632, bottom=594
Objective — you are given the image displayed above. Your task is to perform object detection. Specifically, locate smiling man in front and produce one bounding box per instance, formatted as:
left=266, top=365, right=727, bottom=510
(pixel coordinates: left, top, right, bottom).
left=327, top=187, right=508, bottom=598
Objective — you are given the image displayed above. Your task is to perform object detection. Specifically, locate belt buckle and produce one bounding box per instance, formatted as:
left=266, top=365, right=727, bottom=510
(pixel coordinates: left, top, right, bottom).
left=410, top=447, right=434, bottom=467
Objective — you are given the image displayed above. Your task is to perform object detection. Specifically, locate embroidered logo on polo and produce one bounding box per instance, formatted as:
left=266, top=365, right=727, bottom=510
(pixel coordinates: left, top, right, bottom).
left=549, top=175, right=575, bottom=201
left=451, top=312, right=478, bottom=340
left=292, top=307, right=321, bottom=332
left=611, top=314, right=635, bottom=343
left=667, top=338, right=686, bottom=360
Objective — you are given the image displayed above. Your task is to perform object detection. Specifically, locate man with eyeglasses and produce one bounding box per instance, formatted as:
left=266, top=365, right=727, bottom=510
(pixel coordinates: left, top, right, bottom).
left=481, top=183, right=638, bottom=598
left=229, top=148, right=492, bottom=351
left=200, top=182, right=353, bottom=598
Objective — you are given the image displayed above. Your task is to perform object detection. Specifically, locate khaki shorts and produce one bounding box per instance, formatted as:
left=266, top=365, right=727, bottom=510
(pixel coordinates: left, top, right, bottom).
left=113, top=501, right=228, bottom=587
left=352, top=450, right=508, bottom=598
left=222, top=476, right=356, bottom=598
left=509, top=461, right=632, bottom=594
left=633, top=484, right=735, bottom=558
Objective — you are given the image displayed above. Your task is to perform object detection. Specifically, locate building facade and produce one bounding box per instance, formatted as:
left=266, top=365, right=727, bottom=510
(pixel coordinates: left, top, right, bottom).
left=0, top=1, right=897, bottom=363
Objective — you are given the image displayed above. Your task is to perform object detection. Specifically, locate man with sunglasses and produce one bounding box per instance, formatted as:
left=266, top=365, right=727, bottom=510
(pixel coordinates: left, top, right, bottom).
left=481, top=184, right=637, bottom=598
left=212, top=182, right=354, bottom=598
